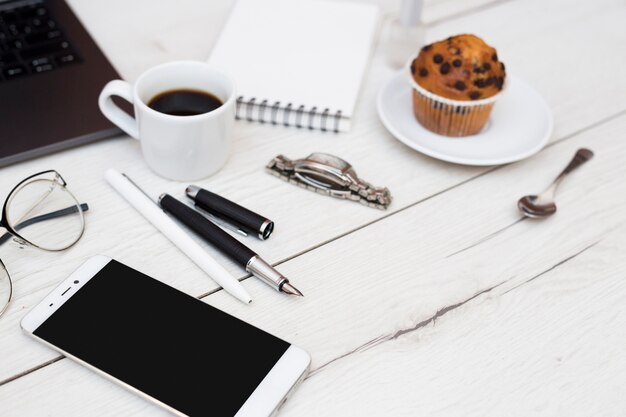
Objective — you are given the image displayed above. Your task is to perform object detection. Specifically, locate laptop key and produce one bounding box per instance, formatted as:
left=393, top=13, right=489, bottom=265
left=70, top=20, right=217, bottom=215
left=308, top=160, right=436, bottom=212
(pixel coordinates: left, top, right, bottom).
left=33, top=63, right=54, bottom=73
left=56, top=51, right=77, bottom=65
left=25, top=30, right=62, bottom=45
left=15, top=23, right=34, bottom=35
left=30, top=56, right=51, bottom=66
left=20, top=40, right=69, bottom=60
left=10, top=39, right=24, bottom=49
left=18, top=6, right=47, bottom=19
left=7, top=24, right=20, bottom=37
left=3, top=64, right=27, bottom=78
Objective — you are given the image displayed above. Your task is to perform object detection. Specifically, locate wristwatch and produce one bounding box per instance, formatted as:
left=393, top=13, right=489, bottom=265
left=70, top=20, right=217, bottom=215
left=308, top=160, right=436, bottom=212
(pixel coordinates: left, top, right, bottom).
left=266, top=153, right=392, bottom=210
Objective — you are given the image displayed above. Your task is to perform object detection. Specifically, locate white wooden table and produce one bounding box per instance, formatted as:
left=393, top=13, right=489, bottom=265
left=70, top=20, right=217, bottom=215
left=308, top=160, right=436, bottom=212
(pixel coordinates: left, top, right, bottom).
left=2, top=0, right=626, bottom=415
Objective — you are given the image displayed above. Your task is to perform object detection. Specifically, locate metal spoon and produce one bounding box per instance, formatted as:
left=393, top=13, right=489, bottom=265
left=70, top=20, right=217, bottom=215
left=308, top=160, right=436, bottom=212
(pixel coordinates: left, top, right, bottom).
left=518, top=148, right=594, bottom=218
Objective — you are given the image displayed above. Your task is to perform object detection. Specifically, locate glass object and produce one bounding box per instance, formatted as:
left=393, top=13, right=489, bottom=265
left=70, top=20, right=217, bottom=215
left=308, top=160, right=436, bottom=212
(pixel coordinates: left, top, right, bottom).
left=0, top=170, right=88, bottom=318
left=386, top=0, right=425, bottom=68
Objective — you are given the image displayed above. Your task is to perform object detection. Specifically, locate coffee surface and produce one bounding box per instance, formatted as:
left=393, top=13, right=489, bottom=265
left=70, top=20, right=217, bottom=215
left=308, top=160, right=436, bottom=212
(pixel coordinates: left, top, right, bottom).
left=148, top=89, right=223, bottom=116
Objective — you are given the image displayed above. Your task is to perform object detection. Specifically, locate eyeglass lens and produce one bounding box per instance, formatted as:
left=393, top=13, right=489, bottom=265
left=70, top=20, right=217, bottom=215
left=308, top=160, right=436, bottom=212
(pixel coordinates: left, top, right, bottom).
left=5, top=177, right=84, bottom=251
left=0, top=261, right=11, bottom=318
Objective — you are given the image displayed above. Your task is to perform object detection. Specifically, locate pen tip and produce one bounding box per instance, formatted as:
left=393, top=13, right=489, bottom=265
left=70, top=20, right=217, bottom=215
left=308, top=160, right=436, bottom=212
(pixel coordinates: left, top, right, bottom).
left=281, top=282, right=304, bottom=297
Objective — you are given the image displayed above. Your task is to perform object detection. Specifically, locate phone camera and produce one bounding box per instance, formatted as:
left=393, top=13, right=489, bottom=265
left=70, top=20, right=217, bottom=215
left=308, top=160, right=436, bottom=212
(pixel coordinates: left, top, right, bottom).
left=73, top=280, right=79, bottom=284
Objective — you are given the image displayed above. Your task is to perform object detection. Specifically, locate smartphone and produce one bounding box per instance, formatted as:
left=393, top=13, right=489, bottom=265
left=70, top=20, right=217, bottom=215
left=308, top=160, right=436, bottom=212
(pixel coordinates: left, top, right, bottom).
left=21, top=255, right=310, bottom=417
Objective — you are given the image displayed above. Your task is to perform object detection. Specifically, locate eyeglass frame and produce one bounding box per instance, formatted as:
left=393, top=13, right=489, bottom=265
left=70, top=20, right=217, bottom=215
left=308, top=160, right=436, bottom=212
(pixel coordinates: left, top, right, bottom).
left=0, top=170, right=88, bottom=318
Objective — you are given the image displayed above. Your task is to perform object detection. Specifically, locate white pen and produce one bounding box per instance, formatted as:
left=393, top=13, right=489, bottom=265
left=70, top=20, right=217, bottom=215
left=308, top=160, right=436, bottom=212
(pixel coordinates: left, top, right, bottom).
left=104, top=169, right=252, bottom=304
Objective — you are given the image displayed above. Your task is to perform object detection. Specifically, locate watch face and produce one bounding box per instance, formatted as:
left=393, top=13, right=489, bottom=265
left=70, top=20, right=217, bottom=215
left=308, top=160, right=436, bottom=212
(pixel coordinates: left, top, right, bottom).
left=307, top=153, right=351, bottom=171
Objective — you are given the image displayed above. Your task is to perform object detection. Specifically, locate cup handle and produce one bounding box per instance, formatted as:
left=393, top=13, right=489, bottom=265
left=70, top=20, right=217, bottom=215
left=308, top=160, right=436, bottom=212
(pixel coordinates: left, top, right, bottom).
left=98, top=80, right=139, bottom=139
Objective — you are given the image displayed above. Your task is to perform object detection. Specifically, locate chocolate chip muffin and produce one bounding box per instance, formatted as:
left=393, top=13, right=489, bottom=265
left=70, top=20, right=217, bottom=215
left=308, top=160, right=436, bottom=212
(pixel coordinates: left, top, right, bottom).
left=407, top=34, right=506, bottom=137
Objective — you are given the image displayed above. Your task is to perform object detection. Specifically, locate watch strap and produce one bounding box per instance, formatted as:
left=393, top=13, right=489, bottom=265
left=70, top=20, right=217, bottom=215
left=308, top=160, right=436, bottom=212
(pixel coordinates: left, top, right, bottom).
left=266, top=155, right=392, bottom=210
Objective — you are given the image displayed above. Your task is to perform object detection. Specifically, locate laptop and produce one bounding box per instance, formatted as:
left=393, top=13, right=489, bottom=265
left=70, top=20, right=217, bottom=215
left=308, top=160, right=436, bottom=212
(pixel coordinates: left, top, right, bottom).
left=0, top=0, right=120, bottom=167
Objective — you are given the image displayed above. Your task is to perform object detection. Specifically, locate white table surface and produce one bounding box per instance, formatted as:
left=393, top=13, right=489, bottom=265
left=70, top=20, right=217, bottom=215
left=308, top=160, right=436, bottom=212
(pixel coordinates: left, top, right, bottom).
left=2, top=0, right=626, bottom=415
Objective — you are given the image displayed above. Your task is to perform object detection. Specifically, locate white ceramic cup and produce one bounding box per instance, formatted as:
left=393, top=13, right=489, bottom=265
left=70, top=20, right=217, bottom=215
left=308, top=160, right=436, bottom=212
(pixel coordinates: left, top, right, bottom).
left=98, top=61, right=236, bottom=181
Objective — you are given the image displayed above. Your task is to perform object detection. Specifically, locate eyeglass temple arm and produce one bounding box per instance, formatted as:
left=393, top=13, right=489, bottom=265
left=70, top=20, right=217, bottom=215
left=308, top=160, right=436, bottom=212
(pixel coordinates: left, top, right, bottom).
left=0, top=203, right=89, bottom=247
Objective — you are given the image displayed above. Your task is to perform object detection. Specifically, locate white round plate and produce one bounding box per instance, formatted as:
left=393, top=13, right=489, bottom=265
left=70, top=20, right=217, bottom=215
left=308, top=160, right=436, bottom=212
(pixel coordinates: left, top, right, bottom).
left=377, top=73, right=553, bottom=166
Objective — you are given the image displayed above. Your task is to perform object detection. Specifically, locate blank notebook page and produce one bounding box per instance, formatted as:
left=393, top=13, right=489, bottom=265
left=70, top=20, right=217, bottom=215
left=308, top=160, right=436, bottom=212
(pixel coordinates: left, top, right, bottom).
left=208, top=0, right=380, bottom=132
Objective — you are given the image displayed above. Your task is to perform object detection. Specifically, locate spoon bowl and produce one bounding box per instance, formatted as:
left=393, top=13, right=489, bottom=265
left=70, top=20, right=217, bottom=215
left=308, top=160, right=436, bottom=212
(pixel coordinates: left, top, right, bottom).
left=517, top=195, right=557, bottom=218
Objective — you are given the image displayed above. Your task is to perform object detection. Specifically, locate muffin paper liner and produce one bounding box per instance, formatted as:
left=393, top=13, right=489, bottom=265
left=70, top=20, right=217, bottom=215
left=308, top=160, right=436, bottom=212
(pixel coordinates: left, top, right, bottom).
left=406, top=60, right=504, bottom=137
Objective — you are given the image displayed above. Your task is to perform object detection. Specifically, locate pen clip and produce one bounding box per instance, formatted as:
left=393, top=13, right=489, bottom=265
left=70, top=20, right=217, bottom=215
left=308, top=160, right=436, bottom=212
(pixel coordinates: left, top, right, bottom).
left=192, top=204, right=249, bottom=237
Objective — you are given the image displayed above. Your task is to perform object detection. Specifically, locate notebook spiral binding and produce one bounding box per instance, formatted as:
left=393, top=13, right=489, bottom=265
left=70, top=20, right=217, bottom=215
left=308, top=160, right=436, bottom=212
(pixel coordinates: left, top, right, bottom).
left=235, top=96, right=344, bottom=132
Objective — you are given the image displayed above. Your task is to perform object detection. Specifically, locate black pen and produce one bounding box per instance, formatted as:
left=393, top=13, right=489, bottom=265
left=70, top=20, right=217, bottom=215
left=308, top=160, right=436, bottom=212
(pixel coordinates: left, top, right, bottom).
left=158, top=194, right=303, bottom=297
left=185, top=185, right=274, bottom=240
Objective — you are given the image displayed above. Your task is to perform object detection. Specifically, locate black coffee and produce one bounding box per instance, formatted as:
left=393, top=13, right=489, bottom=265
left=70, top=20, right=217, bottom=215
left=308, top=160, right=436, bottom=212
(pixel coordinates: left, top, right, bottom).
left=147, top=89, right=223, bottom=116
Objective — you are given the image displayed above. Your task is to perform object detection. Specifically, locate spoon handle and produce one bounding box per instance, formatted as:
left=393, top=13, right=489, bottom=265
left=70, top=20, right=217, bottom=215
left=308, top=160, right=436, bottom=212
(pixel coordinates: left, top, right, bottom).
left=556, top=148, right=594, bottom=181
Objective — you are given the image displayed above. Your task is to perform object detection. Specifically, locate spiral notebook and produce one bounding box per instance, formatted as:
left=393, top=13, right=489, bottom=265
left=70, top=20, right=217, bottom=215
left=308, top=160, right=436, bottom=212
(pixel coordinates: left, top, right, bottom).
left=208, top=0, right=380, bottom=132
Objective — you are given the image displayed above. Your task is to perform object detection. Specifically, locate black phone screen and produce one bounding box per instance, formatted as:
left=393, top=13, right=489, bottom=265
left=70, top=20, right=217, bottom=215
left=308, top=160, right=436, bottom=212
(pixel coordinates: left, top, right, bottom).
left=33, top=260, right=290, bottom=417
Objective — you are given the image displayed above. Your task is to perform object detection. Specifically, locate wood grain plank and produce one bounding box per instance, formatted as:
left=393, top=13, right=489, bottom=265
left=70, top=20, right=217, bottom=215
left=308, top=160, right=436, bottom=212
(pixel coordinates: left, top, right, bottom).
left=1, top=94, right=624, bottom=416
left=281, top=230, right=626, bottom=416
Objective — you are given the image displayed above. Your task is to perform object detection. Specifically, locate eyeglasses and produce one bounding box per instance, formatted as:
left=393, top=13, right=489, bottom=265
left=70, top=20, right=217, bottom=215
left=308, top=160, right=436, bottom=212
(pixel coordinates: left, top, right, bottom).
left=0, top=170, right=88, bottom=318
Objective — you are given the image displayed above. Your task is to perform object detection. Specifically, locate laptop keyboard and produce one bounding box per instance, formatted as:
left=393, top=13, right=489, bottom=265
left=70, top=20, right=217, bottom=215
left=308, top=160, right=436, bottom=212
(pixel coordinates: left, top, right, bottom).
left=0, top=0, right=80, bottom=81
